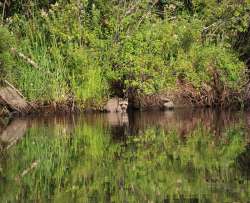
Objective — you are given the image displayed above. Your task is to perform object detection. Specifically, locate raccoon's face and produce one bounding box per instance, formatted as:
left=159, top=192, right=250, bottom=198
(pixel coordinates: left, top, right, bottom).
left=118, top=99, right=128, bottom=112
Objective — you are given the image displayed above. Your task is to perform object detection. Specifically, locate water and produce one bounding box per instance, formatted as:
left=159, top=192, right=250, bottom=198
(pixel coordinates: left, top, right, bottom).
left=0, top=109, right=249, bottom=202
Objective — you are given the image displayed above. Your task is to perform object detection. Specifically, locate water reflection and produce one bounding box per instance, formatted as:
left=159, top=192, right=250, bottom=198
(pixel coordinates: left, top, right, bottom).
left=0, top=119, right=28, bottom=150
left=0, top=109, right=249, bottom=202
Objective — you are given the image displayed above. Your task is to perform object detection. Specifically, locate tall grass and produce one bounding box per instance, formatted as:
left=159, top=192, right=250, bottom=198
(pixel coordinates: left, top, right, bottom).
left=8, top=29, right=107, bottom=104
left=1, top=1, right=248, bottom=107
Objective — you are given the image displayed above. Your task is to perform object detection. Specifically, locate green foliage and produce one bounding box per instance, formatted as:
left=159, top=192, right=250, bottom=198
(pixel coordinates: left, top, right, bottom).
left=106, top=18, right=245, bottom=95
left=196, top=0, right=250, bottom=43
left=174, top=43, right=245, bottom=89
left=1, top=0, right=249, bottom=105
left=67, top=47, right=108, bottom=102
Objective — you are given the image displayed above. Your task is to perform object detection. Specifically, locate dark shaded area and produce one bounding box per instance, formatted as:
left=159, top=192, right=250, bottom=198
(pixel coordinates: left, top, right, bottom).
left=236, top=145, right=250, bottom=179
left=184, top=0, right=193, bottom=12
left=234, top=25, right=250, bottom=70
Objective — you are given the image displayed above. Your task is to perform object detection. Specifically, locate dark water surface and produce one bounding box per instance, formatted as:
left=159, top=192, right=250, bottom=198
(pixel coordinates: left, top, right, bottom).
left=0, top=109, right=249, bottom=202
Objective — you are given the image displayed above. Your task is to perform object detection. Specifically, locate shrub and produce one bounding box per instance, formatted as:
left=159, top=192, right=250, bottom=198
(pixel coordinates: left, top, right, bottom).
left=1, top=0, right=248, bottom=107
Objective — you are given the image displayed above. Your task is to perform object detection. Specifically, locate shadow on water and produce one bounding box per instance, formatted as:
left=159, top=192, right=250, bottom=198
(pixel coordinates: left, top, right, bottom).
left=0, top=109, right=249, bottom=202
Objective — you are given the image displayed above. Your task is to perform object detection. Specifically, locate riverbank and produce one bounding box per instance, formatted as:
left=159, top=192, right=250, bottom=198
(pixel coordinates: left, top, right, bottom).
left=0, top=77, right=246, bottom=118
left=1, top=1, right=249, bottom=118
left=0, top=87, right=245, bottom=119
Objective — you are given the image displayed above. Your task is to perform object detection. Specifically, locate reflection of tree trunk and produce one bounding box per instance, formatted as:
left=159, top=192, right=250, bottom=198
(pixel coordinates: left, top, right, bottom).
left=236, top=146, right=250, bottom=179
left=0, top=119, right=28, bottom=150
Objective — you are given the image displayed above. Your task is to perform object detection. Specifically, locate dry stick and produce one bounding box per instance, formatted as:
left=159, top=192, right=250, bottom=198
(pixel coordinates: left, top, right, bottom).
left=9, top=48, right=40, bottom=110
left=114, top=1, right=139, bottom=42
left=6, top=135, right=23, bottom=150
left=11, top=48, right=52, bottom=77
left=15, top=160, right=40, bottom=182
left=135, top=0, right=158, bottom=31
left=125, top=1, right=157, bottom=36
left=8, top=49, right=44, bottom=112
left=21, top=161, right=39, bottom=177
left=4, top=79, right=25, bottom=98
left=11, top=48, right=38, bottom=69
left=124, top=2, right=139, bottom=16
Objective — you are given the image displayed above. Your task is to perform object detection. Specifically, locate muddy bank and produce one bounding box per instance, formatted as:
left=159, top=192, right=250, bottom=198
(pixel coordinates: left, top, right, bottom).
left=0, top=93, right=190, bottom=117
left=0, top=81, right=248, bottom=118
left=2, top=70, right=250, bottom=118
left=0, top=96, right=242, bottom=119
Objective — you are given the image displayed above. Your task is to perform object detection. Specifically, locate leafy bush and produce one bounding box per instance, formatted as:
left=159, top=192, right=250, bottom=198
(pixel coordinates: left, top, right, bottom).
left=105, top=18, right=245, bottom=97
left=174, top=44, right=245, bottom=89
left=66, top=46, right=108, bottom=103
left=1, top=0, right=249, bottom=106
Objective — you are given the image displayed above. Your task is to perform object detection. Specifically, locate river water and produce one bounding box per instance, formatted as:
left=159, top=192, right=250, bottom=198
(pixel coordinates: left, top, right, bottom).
left=0, top=109, right=249, bottom=202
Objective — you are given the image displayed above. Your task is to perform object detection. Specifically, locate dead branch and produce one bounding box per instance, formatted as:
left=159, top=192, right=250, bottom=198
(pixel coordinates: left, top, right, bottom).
left=21, top=161, right=39, bottom=177
left=15, top=160, right=40, bottom=182
left=4, top=80, right=24, bottom=98
left=11, top=48, right=38, bottom=69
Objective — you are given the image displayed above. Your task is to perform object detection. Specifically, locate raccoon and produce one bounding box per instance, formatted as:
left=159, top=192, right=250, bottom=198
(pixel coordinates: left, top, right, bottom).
left=160, top=96, right=174, bottom=110
left=104, top=98, right=128, bottom=113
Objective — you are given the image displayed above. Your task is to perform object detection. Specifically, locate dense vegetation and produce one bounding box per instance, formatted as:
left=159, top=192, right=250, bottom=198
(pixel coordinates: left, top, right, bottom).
left=0, top=0, right=250, bottom=109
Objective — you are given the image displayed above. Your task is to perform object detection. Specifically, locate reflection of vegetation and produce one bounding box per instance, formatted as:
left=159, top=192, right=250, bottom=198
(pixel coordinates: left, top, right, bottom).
left=0, top=122, right=249, bottom=202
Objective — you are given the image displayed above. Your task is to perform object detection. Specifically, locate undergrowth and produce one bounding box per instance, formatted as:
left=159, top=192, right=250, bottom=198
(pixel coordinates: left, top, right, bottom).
left=0, top=1, right=249, bottom=108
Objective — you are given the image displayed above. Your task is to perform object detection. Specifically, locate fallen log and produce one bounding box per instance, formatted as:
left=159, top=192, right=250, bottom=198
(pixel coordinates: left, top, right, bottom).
left=0, top=81, right=31, bottom=113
